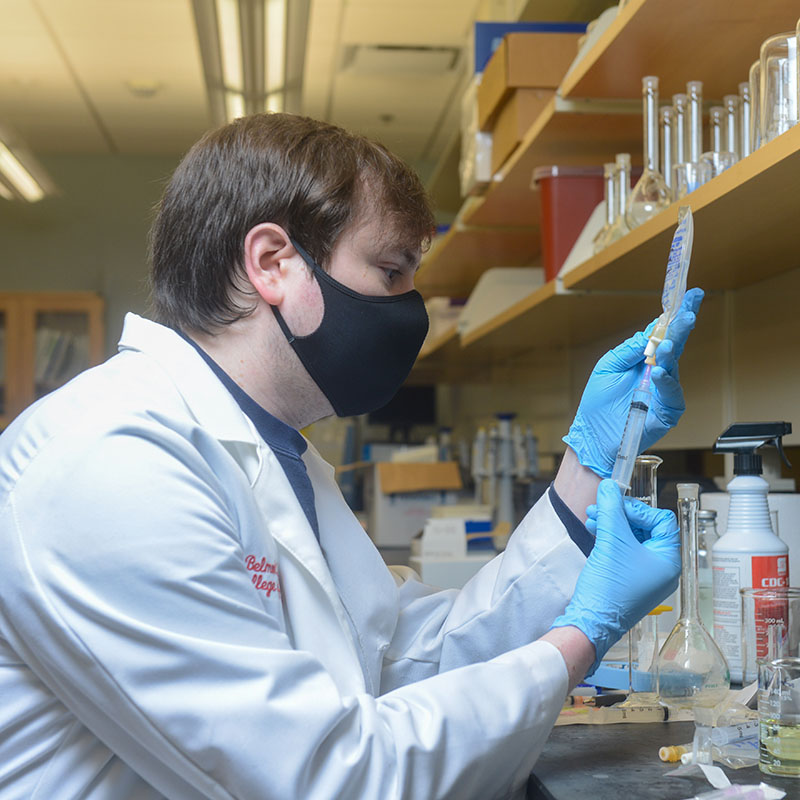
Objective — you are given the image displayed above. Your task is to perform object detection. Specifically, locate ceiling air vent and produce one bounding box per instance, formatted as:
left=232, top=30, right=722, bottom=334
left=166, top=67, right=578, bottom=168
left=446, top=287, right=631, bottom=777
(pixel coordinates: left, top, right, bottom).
left=340, top=44, right=460, bottom=75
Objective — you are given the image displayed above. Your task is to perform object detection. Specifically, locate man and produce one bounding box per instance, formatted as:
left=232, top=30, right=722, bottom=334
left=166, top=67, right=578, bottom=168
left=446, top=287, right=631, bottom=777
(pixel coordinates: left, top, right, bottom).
left=0, top=113, right=702, bottom=799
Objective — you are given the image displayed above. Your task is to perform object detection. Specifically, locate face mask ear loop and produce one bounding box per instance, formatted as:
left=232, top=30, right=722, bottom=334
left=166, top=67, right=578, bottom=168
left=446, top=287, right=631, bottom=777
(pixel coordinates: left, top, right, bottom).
left=269, top=304, right=296, bottom=344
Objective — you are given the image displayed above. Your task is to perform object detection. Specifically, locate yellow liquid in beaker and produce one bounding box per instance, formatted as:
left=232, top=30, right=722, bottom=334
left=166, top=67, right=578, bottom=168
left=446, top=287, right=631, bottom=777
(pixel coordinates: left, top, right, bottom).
left=760, top=717, right=800, bottom=776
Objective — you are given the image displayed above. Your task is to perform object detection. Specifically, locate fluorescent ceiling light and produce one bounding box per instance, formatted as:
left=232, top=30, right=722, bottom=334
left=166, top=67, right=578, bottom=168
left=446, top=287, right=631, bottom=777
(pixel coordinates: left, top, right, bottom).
left=193, top=0, right=307, bottom=124
left=215, top=0, right=243, bottom=92
left=266, top=0, right=285, bottom=93
left=0, top=140, right=45, bottom=202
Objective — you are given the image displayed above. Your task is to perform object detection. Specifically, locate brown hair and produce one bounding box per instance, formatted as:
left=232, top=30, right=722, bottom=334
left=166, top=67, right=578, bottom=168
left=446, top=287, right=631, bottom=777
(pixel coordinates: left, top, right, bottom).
left=148, top=113, right=435, bottom=334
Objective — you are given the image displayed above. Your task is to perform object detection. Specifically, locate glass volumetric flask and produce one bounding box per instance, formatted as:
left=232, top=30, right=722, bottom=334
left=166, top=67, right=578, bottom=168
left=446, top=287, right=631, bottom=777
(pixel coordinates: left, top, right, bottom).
left=724, top=95, right=740, bottom=160
left=739, top=81, right=753, bottom=158
left=605, top=153, right=631, bottom=245
left=627, top=76, right=670, bottom=229
left=701, top=106, right=736, bottom=178
left=657, top=483, right=730, bottom=710
left=660, top=106, right=674, bottom=195
left=672, top=93, right=688, bottom=166
left=672, top=83, right=711, bottom=199
left=760, top=31, right=799, bottom=143
left=687, top=81, right=703, bottom=163
left=750, top=60, right=763, bottom=152
left=697, top=509, right=718, bottom=632
left=593, top=162, right=617, bottom=254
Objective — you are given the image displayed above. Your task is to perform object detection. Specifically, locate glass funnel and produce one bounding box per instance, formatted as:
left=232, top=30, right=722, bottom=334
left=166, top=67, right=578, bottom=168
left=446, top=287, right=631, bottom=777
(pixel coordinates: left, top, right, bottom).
left=656, top=483, right=730, bottom=710
left=592, top=161, right=617, bottom=254
left=627, top=76, right=670, bottom=229
left=605, top=153, right=631, bottom=245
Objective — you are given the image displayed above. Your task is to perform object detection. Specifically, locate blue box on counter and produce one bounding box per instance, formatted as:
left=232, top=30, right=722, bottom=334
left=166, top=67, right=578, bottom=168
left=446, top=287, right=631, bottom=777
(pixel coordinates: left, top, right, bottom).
left=473, top=21, right=587, bottom=73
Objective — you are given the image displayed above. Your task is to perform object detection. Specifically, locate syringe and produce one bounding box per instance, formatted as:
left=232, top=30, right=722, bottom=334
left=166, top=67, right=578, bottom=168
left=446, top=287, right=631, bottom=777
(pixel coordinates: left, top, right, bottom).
left=611, top=206, right=695, bottom=492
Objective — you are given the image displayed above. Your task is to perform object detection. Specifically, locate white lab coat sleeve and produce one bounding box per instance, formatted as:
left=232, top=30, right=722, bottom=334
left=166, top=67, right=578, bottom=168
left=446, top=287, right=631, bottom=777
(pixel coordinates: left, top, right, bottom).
left=1, top=419, right=568, bottom=800
left=382, top=487, right=588, bottom=689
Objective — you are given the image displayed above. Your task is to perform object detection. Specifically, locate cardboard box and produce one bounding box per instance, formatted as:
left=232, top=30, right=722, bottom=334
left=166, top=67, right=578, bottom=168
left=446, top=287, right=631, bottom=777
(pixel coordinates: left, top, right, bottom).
left=490, top=88, right=553, bottom=173
left=477, top=32, right=582, bottom=130
left=364, top=462, right=462, bottom=547
left=473, top=21, right=586, bottom=75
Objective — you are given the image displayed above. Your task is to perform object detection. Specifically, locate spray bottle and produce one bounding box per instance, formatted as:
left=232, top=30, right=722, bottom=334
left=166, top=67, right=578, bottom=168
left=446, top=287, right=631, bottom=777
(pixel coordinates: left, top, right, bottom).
left=711, top=422, right=792, bottom=682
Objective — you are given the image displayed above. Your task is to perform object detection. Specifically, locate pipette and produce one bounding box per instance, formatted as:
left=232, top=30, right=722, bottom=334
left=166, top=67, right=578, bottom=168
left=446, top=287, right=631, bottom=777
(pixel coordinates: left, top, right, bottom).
left=611, top=206, right=694, bottom=492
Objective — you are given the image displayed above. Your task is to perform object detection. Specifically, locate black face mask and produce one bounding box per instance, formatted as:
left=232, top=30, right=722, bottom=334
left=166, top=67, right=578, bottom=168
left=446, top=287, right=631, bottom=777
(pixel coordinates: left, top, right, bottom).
left=270, top=239, right=429, bottom=417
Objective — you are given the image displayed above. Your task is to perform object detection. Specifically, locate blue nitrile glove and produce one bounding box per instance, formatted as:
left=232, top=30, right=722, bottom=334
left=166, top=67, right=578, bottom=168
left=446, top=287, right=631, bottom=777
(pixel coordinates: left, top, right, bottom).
left=563, top=287, right=704, bottom=477
left=550, top=480, right=680, bottom=675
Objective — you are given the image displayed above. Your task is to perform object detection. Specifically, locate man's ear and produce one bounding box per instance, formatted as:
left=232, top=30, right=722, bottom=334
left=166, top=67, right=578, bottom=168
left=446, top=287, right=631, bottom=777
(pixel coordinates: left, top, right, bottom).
left=242, top=223, right=297, bottom=305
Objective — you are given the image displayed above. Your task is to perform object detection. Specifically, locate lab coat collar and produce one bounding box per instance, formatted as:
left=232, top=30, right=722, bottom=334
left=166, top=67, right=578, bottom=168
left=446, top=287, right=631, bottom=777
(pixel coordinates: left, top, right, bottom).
left=117, top=313, right=259, bottom=448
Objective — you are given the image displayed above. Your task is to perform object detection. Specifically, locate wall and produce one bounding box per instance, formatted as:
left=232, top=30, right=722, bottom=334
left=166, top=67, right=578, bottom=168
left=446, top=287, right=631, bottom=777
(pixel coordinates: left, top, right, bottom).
left=0, top=154, right=180, bottom=356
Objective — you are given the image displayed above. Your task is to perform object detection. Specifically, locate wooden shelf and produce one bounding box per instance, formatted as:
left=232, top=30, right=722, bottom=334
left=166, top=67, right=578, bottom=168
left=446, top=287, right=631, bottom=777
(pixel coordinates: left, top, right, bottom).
left=564, top=124, right=800, bottom=292
left=418, top=323, right=458, bottom=360
left=561, top=0, right=800, bottom=102
left=461, top=96, right=643, bottom=230
left=417, top=224, right=539, bottom=299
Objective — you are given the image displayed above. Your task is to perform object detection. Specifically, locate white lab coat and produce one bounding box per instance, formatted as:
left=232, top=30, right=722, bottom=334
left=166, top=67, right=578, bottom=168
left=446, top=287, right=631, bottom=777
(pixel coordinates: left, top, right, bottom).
left=0, top=314, right=586, bottom=800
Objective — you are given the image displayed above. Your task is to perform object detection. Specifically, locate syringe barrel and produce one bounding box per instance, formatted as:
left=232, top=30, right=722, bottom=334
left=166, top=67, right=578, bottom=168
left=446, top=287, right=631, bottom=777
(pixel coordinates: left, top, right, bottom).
left=611, top=387, right=651, bottom=492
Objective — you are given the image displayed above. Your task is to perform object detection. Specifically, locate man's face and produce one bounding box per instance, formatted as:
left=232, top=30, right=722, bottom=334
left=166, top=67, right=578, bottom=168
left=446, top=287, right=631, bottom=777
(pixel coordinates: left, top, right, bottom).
left=326, top=213, right=421, bottom=297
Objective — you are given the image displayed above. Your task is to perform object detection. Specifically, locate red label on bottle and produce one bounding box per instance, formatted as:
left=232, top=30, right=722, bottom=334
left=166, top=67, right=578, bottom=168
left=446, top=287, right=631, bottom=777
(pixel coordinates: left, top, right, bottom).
left=751, top=555, right=790, bottom=660
left=751, top=555, right=789, bottom=590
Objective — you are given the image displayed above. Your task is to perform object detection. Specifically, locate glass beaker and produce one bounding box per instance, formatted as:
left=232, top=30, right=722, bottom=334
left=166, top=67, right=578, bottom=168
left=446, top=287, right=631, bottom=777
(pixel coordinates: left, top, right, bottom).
left=673, top=161, right=711, bottom=199
left=741, top=587, right=800, bottom=685
left=758, top=656, right=800, bottom=777
left=605, top=153, right=631, bottom=245
left=627, top=76, right=670, bottom=229
left=592, top=161, right=618, bottom=254
left=630, top=454, right=662, bottom=506
left=749, top=59, right=762, bottom=152
left=760, top=31, right=799, bottom=143
left=656, top=483, right=731, bottom=710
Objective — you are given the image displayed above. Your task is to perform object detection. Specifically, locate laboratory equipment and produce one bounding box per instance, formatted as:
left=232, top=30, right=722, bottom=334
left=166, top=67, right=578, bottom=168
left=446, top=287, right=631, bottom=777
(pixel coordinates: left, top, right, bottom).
left=673, top=93, right=688, bottom=166
left=760, top=31, right=799, bottom=143
left=656, top=483, right=731, bottom=710
left=739, top=81, right=753, bottom=158
left=701, top=106, right=737, bottom=178
left=611, top=206, right=694, bottom=492
left=758, top=656, right=800, bottom=776
left=494, top=413, right=515, bottom=549
left=673, top=82, right=712, bottom=198
left=723, top=95, right=740, bottom=161
left=712, top=422, right=792, bottom=683
left=604, top=152, right=632, bottom=245
left=592, top=161, right=617, bottom=253
left=741, top=587, right=800, bottom=685
left=660, top=106, right=674, bottom=193
left=627, top=76, right=671, bottom=229
left=698, top=509, right=719, bottom=632
left=471, top=427, right=487, bottom=503
left=750, top=60, right=763, bottom=152
left=524, top=425, right=539, bottom=479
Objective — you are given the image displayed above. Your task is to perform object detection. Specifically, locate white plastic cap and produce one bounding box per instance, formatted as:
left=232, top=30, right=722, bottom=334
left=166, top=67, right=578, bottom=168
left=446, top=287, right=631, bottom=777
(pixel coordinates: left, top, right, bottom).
left=644, top=337, right=659, bottom=358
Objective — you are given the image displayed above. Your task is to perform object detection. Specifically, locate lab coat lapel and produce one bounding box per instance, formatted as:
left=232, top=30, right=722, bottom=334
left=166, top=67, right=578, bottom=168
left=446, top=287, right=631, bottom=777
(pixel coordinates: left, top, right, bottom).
left=251, top=446, right=366, bottom=695
left=303, top=446, right=398, bottom=696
